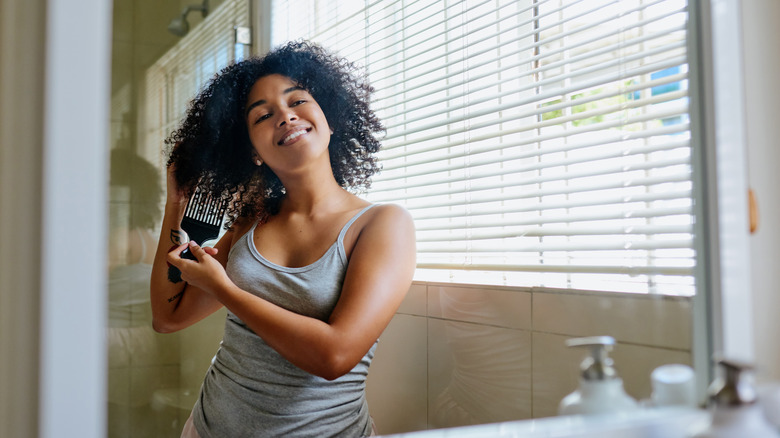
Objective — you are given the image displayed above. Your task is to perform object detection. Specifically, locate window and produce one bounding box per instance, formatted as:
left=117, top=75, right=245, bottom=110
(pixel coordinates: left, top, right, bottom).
left=273, top=0, right=693, bottom=295
left=142, top=0, right=250, bottom=168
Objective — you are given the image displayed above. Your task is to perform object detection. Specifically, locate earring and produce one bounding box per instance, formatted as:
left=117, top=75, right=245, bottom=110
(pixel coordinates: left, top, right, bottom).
left=254, top=158, right=263, bottom=166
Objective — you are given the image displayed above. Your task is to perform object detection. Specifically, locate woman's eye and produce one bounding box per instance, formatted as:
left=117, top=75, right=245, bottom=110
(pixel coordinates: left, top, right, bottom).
left=255, top=113, right=271, bottom=124
left=291, top=100, right=306, bottom=106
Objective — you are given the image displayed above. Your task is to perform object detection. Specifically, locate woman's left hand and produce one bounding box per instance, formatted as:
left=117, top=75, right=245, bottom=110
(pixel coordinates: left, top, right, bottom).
left=167, top=241, right=231, bottom=296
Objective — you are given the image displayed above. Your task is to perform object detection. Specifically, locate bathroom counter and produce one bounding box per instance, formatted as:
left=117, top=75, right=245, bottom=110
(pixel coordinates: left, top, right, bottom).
left=378, top=407, right=709, bottom=438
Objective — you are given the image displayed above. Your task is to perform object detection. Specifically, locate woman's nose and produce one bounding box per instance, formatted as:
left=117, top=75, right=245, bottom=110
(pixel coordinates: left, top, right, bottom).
left=278, top=111, right=298, bottom=127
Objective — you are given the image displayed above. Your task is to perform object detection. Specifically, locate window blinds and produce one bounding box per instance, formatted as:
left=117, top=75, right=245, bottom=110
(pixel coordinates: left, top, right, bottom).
left=273, top=0, right=693, bottom=295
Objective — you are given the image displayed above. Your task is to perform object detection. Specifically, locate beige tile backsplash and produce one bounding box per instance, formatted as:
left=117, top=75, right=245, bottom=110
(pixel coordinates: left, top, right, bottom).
left=397, top=283, right=427, bottom=316
left=533, top=291, right=692, bottom=350
left=366, top=314, right=428, bottom=435
left=427, top=318, right=533, bottom=428
left=428, top=285, right=531, bottom=330
left=366, top=282, right=695, bottom=434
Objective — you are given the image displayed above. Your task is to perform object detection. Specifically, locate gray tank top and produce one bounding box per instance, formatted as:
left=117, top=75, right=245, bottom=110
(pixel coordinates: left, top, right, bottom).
left=192, top=204, right=377, bottom=438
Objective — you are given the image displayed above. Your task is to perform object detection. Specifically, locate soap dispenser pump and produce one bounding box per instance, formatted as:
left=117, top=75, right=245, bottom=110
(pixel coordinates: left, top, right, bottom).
left=558, top=336, right=638, bottom=416
left=692, top=358, right=779, bottom=438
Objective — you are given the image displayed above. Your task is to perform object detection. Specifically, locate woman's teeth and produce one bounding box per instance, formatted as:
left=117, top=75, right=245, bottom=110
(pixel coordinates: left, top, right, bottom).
left=280, top=129, right=307, bottom=145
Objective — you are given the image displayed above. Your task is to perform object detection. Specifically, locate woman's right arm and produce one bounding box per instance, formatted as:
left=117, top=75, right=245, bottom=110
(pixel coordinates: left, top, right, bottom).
left=149, top=166, right=229, bottom=333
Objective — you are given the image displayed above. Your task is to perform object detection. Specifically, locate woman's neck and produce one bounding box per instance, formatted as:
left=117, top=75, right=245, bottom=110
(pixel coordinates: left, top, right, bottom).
left=279, top=177, right=353, bottom=217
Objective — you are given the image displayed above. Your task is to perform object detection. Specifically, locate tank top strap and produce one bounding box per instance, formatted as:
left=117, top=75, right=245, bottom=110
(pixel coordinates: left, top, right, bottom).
left=337, top=204, right=377, bottom=244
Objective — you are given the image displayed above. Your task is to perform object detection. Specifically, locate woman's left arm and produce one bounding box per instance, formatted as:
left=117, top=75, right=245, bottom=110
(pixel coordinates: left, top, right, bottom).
left=170, top=204, right=416, bottom=380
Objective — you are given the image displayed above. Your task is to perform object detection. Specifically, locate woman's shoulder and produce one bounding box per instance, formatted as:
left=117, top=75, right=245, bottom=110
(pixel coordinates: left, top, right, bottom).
left=360, top=203, right=414, bottom=233
left=344, top=202, right=415, bottom=261
left=368, top=202, right=410, bottom=217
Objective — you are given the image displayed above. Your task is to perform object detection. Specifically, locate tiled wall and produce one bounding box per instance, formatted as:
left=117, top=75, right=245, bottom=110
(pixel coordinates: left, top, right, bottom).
left=366, top=282, right=693, bottom=435
left=108, top=1, right=227, bottom=436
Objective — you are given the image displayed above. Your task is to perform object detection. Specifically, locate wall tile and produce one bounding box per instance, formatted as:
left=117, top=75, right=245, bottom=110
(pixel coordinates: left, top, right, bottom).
left=532, top=291, right=692, bottom=350
left=428, top=285, right=531, bottom=330
left=428, top=319, right=532, bottom=430
left=178, top=308, right=227, bottom=390
left=133, top=0, right=180, bottom=46
left=531, top=332, right=583, bottom=418
left=367, top=314, right=428, bottom=435
left=130, top=364, right=170, bottom=409
left=107, top=385, right=131, bottom=438
left=133, top=42, right=171, bottom=71
left=110, top=290, right=175, bottom=369
left=110, top=84, right=135, bottom=128
left=152, top=330, right=181, bottom=366
left=145, top=365, right=188, bottom=438
left=111, top=41, right=134, bottom=98
left=108, top=366, right=130, bottom=406
left=112, top=0, right=134, bottom=43
left=612, top=342, right=692, bottom=402
left=398, top=283, right=427, bottom=316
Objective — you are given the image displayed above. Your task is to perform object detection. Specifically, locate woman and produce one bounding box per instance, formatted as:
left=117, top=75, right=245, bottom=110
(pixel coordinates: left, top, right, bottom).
left=150, top=41, right=416, bottom=438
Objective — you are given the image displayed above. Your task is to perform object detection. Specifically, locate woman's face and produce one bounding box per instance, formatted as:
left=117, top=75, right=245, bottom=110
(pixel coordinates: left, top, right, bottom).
left=244, top=74, right=332, bottom=178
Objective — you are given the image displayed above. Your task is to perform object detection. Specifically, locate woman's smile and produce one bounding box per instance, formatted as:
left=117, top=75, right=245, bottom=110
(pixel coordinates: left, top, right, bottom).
left=277, top=127, right=312, bottom=146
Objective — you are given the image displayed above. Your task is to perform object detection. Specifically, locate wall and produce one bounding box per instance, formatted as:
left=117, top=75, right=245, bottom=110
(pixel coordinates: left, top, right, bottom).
left=366, top=282, right=693, bottom=435
left=109, top=1, right=182, bottom=434
left=107, top=1, right=226, bottom=437
left=1, top=0, right=110, bottom=436
left=0, top=0, right=47, bottom=436
left=742, top=0, right=780, bottom=384
left=111, top=0, right=224, bottom=163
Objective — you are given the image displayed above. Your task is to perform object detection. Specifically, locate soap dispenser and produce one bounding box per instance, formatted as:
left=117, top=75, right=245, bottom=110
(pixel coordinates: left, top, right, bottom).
left=558, top=336, right=638, bottom=415
left=692, top=358, right=779, bottom=438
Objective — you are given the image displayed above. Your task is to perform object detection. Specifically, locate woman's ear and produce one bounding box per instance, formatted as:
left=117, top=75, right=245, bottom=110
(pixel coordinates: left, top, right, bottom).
left=252, top=152, right=263, bottom=167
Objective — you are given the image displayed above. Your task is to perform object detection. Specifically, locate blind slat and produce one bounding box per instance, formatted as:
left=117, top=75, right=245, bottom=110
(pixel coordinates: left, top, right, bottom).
left=396, top=172, right=692, bottom=210
left=418, top=238, right=693, bottom=252
left=417, top=224, right=692, bottom=243
left=408, top=187, right=692, bottom=216
left=416, top=263, right=693, bottom=276
left=380, top=116, right=688, bottom=162
left=380, top=95, right=687, bottom=155
left=415, top=205, right=692, bottom=231
left=374, top=138, right=690, bottom=188
left=372, top=158, right=691, bottom=205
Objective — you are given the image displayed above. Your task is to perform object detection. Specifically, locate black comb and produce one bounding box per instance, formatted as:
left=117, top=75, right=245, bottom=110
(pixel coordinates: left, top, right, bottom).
left=167, top=188, right=229, bottom=283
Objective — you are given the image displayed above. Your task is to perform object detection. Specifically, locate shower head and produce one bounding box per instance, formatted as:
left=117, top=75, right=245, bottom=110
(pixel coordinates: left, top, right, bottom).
left=167, top=16, right=190, bottom=36
left=167, top=0, right=208, bottom=37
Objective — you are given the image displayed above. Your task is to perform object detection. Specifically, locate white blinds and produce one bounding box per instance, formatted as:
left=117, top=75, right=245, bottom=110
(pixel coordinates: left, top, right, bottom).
left=143, top=0, right=250, bottom=168
left=272, top=0, right=693, bottom=295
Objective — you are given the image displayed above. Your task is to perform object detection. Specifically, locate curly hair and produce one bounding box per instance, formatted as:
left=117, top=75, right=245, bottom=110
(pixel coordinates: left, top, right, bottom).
left=165, top=40, right=383, bottom=227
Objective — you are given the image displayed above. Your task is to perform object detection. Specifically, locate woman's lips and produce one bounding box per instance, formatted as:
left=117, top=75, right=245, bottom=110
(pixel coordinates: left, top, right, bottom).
left=278, top=127, right=311, bottom=146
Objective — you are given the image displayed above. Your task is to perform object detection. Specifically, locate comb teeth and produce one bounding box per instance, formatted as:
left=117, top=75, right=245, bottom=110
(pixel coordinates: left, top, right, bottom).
left=184, top=188, right=228, bottom=226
